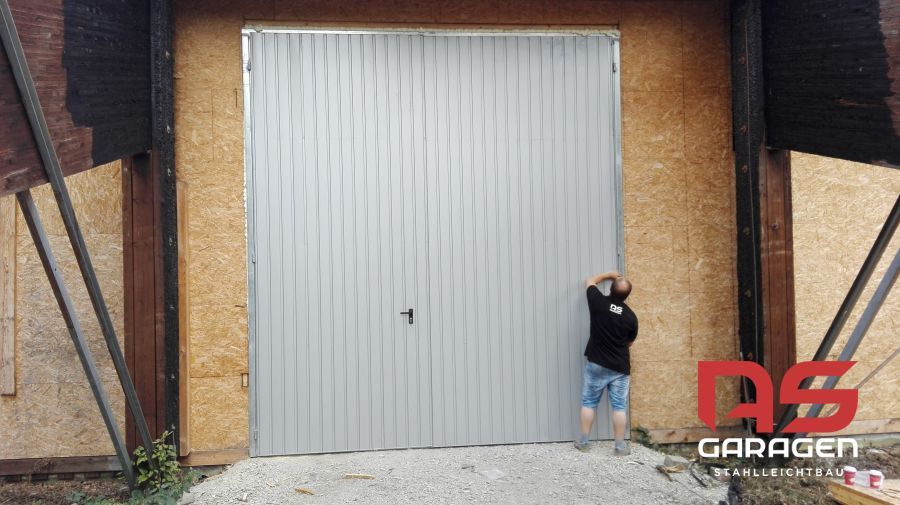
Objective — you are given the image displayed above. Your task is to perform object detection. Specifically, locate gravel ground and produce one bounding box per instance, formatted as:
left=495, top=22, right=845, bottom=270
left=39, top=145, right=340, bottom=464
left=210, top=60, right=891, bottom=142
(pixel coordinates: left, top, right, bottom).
left=187, top=442, right=727, bottom=504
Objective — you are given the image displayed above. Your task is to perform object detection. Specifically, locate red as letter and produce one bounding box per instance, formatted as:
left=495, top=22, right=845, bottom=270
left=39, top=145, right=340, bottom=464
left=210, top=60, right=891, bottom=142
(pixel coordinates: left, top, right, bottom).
left=780, top=361, right=857, bottom=434
left=698, top=361, right=774, bottom=432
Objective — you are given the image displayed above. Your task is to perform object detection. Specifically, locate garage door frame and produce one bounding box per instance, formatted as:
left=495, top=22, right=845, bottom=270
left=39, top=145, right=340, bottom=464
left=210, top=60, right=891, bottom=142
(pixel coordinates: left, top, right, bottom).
left=241, top=27, right=624, bottom=457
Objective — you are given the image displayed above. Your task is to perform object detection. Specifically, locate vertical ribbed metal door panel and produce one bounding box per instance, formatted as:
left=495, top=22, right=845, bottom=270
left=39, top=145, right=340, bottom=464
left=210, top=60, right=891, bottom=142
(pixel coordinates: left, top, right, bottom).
left=421, top=35, right=618, bottom=446
left=249, top=32, right=432, bottom=456
left=248, top=32, right=619, bottom=455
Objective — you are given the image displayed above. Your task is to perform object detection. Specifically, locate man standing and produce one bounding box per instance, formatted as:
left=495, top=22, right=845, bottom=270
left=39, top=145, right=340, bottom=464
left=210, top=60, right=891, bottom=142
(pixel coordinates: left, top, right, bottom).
left=575, top=270, right=638, bottom=455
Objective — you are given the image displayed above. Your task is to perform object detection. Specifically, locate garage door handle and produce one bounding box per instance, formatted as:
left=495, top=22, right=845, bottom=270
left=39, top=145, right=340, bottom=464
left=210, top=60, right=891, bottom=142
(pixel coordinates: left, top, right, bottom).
left=400, top=308, right=414, bottom=325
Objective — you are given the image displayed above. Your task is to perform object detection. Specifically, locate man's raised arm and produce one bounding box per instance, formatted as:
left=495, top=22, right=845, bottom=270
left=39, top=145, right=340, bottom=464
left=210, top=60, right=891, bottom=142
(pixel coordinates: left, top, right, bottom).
left=585, top=270, right=620, bottom=289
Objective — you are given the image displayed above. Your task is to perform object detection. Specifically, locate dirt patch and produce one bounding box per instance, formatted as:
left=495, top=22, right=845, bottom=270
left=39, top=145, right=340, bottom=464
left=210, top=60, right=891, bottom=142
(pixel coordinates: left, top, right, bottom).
left=740, top=444, right=900, bottom=505
left=0, top=478, right=129, bottom=505
left=646, top=440, right=900, bottom=505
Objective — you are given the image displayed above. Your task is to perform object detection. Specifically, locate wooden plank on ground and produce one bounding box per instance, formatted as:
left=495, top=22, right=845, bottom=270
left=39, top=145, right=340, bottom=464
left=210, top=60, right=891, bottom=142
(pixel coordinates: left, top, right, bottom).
left=179, top=449, right=248, bottom=467
left=812, top=419, right=900, bottom=438
left=0, top=456, right=120, bottom=476
left=829, top=479, right=900, bottom=505
left=648, top=426, right=747, bottom=444
left=0, top=195, right=15, bottom=395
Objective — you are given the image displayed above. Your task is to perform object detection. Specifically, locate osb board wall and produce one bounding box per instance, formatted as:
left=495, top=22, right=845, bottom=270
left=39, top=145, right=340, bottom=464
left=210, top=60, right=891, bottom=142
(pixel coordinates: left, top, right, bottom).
left=792, top=153, right=900, bottom=431
left=0, top=162, right=125, bottom=459
left=173, top=0, right=738, bottom=451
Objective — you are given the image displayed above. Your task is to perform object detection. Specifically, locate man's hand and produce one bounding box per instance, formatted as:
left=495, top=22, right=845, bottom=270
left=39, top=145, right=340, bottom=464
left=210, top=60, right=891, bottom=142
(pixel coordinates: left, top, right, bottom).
left=585, top=270, right=621, bottom=289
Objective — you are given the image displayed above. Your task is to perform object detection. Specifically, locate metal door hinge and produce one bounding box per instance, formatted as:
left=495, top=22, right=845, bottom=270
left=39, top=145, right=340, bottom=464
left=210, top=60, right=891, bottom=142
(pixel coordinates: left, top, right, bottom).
left=252, top=430, right=258, bottom=441
left=612, top=62, right=618, bottom=73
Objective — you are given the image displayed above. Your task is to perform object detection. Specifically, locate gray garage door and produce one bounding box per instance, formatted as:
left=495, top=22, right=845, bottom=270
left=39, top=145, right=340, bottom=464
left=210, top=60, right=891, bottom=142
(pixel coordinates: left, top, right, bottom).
left=245, top=30, right=622, bottom=456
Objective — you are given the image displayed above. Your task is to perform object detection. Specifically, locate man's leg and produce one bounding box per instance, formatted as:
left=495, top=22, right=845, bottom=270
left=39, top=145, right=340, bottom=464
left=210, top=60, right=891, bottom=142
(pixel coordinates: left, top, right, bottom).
left=580, top=406, right=596, bottom=437
left=612, top=410, right=627, bottom=442
left=608, top=374, right=631, bottom=455
left=576, top=362, right=602, bottom=451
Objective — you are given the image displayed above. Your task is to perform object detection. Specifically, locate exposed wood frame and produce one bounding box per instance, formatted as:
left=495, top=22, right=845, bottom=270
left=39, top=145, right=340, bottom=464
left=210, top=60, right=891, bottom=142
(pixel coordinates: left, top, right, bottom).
left=828, top=479, right=897, bottom=505
left=759, top=149, right=795, bottom=421
left=730, top=0, right=766, bottom=393
left=646, top=426, right=748, bottom=445
left=179, top=449, right=249, bottom=467
left=811, top=418, right=900, bottom=438
left=123, top=152, right=168, bottom=449
left=120, top=0, right=179, bottom=453
left=1, top=0, right=155, bottom=487
left=149, top=0, right=180, bottom=449
left=0, top=456, right=120, bottom=477
left=177, top=179, right=190, bottom=456
left=731, top=0, right=797, bottom=427
left=0, top=195, right=15, bottom=396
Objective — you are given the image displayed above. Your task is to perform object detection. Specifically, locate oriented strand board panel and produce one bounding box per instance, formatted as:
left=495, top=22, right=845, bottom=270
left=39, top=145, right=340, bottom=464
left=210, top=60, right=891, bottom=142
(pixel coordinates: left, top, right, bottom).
left=0, top=161, right=125, bottom=459
left=792, top=153, right=900, bottom=429
left=173, top=0, right=739, bottom=451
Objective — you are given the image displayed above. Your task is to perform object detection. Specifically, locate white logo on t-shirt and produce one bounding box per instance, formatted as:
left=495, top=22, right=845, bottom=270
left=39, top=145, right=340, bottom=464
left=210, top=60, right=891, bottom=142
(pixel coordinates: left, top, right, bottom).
left=609, top=304, right=623, bottom=315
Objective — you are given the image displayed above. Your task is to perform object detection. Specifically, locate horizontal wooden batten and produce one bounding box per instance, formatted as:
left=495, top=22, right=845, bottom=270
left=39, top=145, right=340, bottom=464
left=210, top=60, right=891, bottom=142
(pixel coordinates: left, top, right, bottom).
left=179, top=449, right=249, bottom=467
left=647, top=426, right=748, bottom=444
left=0, top=456, right=120, bottom=477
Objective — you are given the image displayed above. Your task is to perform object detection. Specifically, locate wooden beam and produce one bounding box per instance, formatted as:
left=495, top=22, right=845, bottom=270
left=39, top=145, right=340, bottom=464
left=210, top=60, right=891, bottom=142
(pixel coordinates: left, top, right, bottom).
left=0, top=1, right=152, bottom=197
left=123, top=152, right=167, bottom=450
left=179, top=449, right=248, bottom=467
left=828, top=479, right=899, bottom=505
left=732, top=0, right=798, bottom=428
left=0, top=195, right=15, bottom=395
left=176, top=179, right=190, bottom=457
left=0, top=456, right=120, bottom=477
left=759, top=149, right=796, bottom=421
left=646, top=426, right=748, bottom=444
left=731, top=0, right=766, bottom=381
left=810, top=418, right=900, bottom=438
left=149, top=0, right=180, bottom=447
left=763, top=0, right=900, bottom=167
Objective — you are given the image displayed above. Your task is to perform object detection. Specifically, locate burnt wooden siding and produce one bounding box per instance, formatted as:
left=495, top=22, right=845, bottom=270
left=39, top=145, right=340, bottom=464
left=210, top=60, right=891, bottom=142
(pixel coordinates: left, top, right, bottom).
left=0, top=0, right=151, bottom=197
left=763, top=0, right=900, bottom=167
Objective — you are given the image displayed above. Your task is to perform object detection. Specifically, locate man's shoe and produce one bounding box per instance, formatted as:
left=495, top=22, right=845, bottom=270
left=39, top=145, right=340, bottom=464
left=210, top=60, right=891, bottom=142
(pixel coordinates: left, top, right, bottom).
left=614, top=444, right=630, bottom=456
left=574, top=440, right=591, bottom=452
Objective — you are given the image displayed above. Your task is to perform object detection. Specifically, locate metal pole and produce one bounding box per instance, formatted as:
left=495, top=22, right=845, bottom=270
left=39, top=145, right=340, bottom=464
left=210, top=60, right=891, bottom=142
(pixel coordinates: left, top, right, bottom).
left=15, top=191, right=136, bottom=488
left=773, top=195, right=900, bottom=436
left=797, top=247, right=900, bottom=433
left=0, top=0, right=156, bottom=465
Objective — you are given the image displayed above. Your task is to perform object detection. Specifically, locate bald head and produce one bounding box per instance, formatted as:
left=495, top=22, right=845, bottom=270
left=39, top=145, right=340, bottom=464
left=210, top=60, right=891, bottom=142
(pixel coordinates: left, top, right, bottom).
left=610, top=277, right=632, bottom=300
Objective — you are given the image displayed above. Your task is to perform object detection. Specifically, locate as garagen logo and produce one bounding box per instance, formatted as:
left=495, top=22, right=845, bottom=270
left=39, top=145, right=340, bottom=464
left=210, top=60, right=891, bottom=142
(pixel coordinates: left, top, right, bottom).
left=696, top=361, right=859, bottom=458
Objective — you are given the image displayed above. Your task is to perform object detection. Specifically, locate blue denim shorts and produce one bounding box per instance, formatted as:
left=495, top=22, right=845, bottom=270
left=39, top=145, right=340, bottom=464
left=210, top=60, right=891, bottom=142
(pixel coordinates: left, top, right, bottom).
left=581, top=361, right=630, bottom=411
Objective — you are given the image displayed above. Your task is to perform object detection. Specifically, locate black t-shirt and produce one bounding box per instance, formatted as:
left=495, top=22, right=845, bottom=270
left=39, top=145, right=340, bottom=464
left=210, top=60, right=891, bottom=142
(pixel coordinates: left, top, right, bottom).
left=584, top=285, right=639, bottom=375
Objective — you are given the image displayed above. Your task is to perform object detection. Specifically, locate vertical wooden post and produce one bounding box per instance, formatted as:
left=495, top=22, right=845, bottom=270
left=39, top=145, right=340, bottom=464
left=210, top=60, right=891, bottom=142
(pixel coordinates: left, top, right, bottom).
left=177, top=180, right=190, bottom=456
left=732, top=0, right=797, bottom=427
left=123, top=152, right=167, bottom=450
left=0, top=195, right=15, bottom=396
left=759, top=149, right=796, bottom=421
